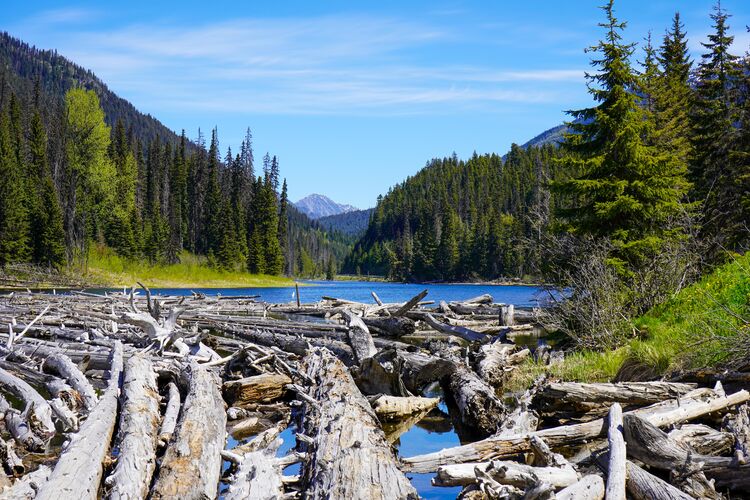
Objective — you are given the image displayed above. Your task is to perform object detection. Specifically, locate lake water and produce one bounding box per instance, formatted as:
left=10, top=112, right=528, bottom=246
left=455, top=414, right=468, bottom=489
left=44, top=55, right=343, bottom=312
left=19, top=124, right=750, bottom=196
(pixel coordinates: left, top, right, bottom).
left=142, top=279, right=548, bottom=307
left=164, top=280, right=545, bottom=498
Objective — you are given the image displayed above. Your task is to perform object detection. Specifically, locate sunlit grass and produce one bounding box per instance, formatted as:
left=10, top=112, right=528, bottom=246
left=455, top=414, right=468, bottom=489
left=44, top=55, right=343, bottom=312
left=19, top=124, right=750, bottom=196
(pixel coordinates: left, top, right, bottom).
left=84, top=246, right=295, bottom=288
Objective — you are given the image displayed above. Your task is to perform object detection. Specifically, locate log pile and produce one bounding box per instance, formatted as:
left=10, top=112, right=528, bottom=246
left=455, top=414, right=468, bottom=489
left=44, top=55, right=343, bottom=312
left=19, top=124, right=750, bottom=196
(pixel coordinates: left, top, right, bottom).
left=0, top=286, right=748, bottom=499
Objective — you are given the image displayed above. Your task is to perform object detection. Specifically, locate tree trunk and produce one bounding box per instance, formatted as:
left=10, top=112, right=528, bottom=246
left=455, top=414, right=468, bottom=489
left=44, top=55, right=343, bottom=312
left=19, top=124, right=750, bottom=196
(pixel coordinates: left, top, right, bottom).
left=605, top=403, right=626, bottom=500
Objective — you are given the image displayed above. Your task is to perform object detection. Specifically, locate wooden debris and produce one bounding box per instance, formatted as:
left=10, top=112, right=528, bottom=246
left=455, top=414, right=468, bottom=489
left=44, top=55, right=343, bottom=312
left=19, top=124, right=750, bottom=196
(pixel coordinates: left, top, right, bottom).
left=223, top=372, right=291, bottom=407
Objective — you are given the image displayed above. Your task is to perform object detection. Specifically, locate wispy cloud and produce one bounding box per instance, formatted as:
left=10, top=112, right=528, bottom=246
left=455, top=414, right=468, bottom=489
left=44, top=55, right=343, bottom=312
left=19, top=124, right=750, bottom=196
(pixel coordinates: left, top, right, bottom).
left=16, top=13, right=585, bottom=115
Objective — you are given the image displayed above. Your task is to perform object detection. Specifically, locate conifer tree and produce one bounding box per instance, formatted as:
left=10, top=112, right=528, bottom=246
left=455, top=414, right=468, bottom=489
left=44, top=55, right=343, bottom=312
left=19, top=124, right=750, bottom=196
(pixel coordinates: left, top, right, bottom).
left=36, top=175, right=66, bottom=268
left=552, top=0, right=689, bottom=271
left=690, top=2, right=742, bottom=247
left=278, top=178, right=289, bottom=273
left=0, top=104, right=31, bottom=265
left=203, top=128, right=222, bottom=258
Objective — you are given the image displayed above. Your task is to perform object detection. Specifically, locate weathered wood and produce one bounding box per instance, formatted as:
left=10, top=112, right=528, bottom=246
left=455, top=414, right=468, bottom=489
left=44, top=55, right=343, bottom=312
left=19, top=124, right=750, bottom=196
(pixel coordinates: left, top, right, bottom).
left=557, top=475, right=605, bottom=500
left=475, top=342, right=528, bottom=387
left=225, top=433, right=284, bottom=500
left=625, top=461, right=692, bottom=500
left=42, top=352, right=98, bottom=412
left=723, top=402, right=750, bottom=465
left=223, top=372, right=291, bottom=407
left=668, top=424, right=733, bottom=455
left=499, top=304, right=514, bottom=326
left=370, top=395, right=439, bottom=421
left=537, top=381, right=697, bottom=409
left=622, top=413, right=721, bottom=499
left=444, top=362, right=505, bottom=437
left=433, top=461, right=579, bottom=488
left=403, top=388, right=749, bottom=473
left=157, top=381, right=180, bottom=447
left=105, top=355, right=160, bottom=499
left=362, top=316, right=415, bottom=337
left=0, top=366, right=56, bottom=438
left=36, top=341, right=124, bottom=500
left=393, top=289, right=428, bottom=317
left=605, top=403, right=626, bottom=500
left=0, top=436, right=23, bottom=476
left=340, top=309, right=377, bottom=364
left=420, top=313, right=486, bottom=342
left=1, top=465, right=51, bottom=500
left=150, top=362, right=226, bottom=500
left=299, top=347, right=418, bottom=499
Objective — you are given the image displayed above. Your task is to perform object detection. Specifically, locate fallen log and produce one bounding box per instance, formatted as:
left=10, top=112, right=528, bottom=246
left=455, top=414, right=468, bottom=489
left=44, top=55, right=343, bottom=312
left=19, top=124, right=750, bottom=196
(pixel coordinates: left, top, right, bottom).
left=393, top=289, right=428, bottom=317
left=42, top=352, right=98, bottom=412
left=104, top=355, right=160, bottom=499
left=0, top=436, right=23, bottom=476
left=536, top=381, right=697, bottom=410
left=444, top=362, right=506, bottom=437
left=723, top=402, right=750, bottom=465
left=157, top=381, right=180, bottom=448
left=420, top=313, right=485, bottom=342
left=225, top=431, right=284, bottom=500
left=556, top=474, right=605, bottom=500
left=0, top=366, right=56, bottom=438
left=340, top=309, right=377, bottom=364
left=1, top=465, right=51, bottom=500
left=475, top=342, right=528, bottom=387
left=625, top=461, right=692, bottom=500
left=299, top=347, right=418, bottom=499
left=668, top=424, right=733, bottom=456
left=362, top=316, right=415, bottom=337
left=370, top=395, right=439, bottom=421
left=36, top=341, right=124, bottom=500
left=403, top=388, right=749, bottom=473
left=150, top=362, right=226, bottom=499
left=223, top=372, right=291, bottom=407
left=433, top=460, right=579, bottom=488
left=605, top=403, right=626, bottom=500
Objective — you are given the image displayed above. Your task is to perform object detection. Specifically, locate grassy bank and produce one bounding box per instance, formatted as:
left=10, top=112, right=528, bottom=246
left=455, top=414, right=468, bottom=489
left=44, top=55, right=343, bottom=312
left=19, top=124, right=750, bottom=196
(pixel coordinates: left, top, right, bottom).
left=84, top=247, right=294, bottom=288
left=508, top=251, right=750, bottom=389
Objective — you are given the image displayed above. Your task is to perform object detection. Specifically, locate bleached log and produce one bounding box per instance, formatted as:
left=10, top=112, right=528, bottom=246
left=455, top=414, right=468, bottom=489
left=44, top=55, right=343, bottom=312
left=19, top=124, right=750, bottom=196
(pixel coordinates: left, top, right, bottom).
left=622, top=413, right=721, bottom=499
left=605, top=403, right=626, bottom=500
left=4, top=408, right=44, bottom=451
left=499, top=304, right=514, bottom=326
left=223, top=372, right=291, bottom=407
left=625, top=461, right=692, bottom=500
left=668, top=424, right=733, bottom=456
left=433, top=461, right=579, bottom=487
left=150, top=362, right=226, bottom=499
left=340, top=309, right=377, bottom=363
left=0, top=366, right=55, bottom=438
left=393, top=289, right=428, bottom=317
left=370, top=395, right=439, bottom=421
left=557, top=475, right=605, bottom=500
left=420, top=313, right=485, bottom=342
left=49, top=397, right=78, bottom=431
left=537, top=381, right=697, bottom=410
left=403, top=388, right=749, bottom=473
left=42, top=352, right=98, bottom=412
left=298, top=348, right=418, bottom=499
left=157, top=381, right=180, bottom=447
left=0, top=436, right=23, bottom=475
left=36, top=341, right=124, bottom=500
left=104, top=355, right=160, bottom=499
left=1, top=465, right=51, bottom=500
left=723, top=402, right=750, bottom=465
left=225, top=435, right=284, bottom=500
left=475, top=342, right=528, bottom=387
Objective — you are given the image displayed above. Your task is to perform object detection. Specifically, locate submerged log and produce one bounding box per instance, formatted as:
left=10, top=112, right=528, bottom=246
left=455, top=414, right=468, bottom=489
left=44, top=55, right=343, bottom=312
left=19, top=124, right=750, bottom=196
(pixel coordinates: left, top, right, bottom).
left=299, top=347, right=418, bottom=499
left=150, top=362, right=226, bottom=499
left=223, top=372, right=291, bottom=407
left=403, top=389, right=749, bottom=473
left=36, top=341, right=124, bottom=500
left=104, top=355, right=160, bottom=499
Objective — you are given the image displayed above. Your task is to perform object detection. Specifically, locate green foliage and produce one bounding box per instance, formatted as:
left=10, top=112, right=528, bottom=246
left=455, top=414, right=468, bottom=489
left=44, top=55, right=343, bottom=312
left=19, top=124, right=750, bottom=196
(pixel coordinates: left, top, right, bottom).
left=0, top=103, right=31, bottom=264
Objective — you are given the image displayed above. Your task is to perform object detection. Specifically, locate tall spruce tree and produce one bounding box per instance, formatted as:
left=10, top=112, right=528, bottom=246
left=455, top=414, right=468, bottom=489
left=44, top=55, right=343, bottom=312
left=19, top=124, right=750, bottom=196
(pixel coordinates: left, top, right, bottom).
left=690, top=2, right=743, bottom=248
left=552, top=0, right=689, bottom=271
left=278, top=178, right=289, bottom=273
left=0, top=102, right=31, bottom=265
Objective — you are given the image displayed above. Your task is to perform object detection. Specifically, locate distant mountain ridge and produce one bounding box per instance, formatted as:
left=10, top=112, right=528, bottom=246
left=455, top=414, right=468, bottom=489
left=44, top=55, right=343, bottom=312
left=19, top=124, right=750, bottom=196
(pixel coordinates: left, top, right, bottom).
left=295, top=194, right=358, bottom=219
left=318, top=208, right=374, bottom=237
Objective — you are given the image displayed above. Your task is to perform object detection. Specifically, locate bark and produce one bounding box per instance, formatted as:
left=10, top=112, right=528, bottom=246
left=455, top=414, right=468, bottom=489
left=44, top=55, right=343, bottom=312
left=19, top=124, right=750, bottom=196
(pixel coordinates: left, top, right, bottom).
left=536, top=381, right=697, bottom=412
left=723, top=402, right=750, bottom=465
left=403, top=388, right=749, bottom=473
left=444, top=362, right=506, bottom=437
left=340, top=309, right=377, bottom=364
left=625, top=461, right=692, bottom=500
left=475, top=342, right=528, bottom=388
left=42, top=352, right=98, bottom=412
left=105, top=355, right=160, bottom=500
left=0, top=436, right=23, bottom=476
left=605, top=403, right=626, bottom=500
left=150, top=362, right=226, bottom=500
left=223, top=372, right=291, bottom=407
left=668, top=424, right=733, bottom=456
left=362, top=316, right=415, bottom=337
left=299, top=347, right=418, bottom=499
left=420, top=313, right=486, bottom=342
left=224, top=435, right=284, bottom=500
left=393, top=289, right=428, bottom=317
left=36, top=341, right=124, bottom=500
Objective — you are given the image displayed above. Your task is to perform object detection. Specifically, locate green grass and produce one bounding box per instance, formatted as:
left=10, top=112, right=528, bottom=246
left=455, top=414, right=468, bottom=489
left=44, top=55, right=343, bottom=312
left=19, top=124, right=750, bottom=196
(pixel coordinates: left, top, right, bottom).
left=507, top=251, right=750, bottom=388
left=84, top=246, right=295, bottom=288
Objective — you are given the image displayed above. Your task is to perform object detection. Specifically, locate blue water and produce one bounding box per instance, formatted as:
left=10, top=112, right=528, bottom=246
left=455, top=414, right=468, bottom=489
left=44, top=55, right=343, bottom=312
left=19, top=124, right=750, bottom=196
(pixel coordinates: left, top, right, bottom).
left=120, top=280, right=546, bottom=307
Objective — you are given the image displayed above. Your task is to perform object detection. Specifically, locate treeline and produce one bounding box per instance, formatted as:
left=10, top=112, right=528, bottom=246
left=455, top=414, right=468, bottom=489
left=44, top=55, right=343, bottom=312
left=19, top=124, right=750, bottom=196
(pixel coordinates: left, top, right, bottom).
left=345, top=1, right=750, bottom=282
left=0, top=32, right=344, bottom=277
left=344, top=145, right=567, bottom=280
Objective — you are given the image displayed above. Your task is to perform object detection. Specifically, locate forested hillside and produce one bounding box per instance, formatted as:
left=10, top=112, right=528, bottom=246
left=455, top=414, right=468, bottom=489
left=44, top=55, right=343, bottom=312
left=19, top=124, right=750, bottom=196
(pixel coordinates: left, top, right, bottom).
left=318, top=208, right=373, bottom=237
left=0, top=32, right=343, bottom=278
left=343, top=145, right=567, bottom=281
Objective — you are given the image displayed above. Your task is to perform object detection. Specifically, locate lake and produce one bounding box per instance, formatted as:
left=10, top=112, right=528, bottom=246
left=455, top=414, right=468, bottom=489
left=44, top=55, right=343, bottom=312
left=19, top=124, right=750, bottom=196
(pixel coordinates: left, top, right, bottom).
left=140, top=279, right=548, bottom=308
left=156, top=280, right=545, bottom=499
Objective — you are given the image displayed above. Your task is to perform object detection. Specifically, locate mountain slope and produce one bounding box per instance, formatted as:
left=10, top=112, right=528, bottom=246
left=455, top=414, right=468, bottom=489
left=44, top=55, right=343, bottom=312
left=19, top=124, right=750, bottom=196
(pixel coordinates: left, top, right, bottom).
left=0, top=31, right=184, bottom=147
left=317, top=208, right=374, bottom=237
left=295, top=194, right=357, bottom=219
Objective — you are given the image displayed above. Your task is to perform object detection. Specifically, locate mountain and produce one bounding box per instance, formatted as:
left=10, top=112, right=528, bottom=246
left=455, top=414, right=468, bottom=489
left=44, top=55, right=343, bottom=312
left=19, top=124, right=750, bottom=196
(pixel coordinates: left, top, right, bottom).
left=295, top=194, right=358, bottom=219
left=521, top=123, right=568, bottom=148
left=0, top=31, right=185, bottom=147
left=318, top=208, right=374, bottom=237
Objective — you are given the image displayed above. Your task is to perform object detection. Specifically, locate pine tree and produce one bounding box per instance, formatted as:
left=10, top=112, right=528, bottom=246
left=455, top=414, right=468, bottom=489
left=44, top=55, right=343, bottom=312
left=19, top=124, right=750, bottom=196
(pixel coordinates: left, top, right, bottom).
left=278, top=178, right=289, bottom=273
left=35, top=175, right=66, bottom=268
left=261, top=180, right=283, bottom=275
left=203, top=128, right=222, bottom=259
left=690, top=2, right=743, bottom=248
left=552, top=0, right=690, bottom=271
left=0, top=101, right=31, bottom=265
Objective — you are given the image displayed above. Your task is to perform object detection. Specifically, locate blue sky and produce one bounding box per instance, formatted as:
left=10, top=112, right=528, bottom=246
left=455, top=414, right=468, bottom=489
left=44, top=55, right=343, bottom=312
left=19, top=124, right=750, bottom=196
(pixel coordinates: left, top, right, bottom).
left=4, top=1, right=750, bottom=208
